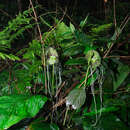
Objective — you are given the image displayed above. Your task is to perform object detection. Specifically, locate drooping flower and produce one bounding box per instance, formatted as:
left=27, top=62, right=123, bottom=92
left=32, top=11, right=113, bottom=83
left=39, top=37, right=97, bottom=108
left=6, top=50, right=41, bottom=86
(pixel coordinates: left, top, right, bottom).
left=66, top=88, right=86, bottom=110
left=46, top=47, right=59, bottom=65
left=85, top=50, right=101, bottom=69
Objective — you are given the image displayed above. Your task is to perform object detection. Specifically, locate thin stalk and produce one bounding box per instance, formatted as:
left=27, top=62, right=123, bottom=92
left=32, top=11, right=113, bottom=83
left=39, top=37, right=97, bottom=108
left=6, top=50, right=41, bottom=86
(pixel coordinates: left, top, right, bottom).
left=98, top=68, right=103, bottom=119
left=63, top=107, right=69, bottom=126
left=79, top=59, right=91, bottom=88
left=84, top=65, right=90, bottom=87
left=29, top=0, right=48, bottom=95
left=90, top=67, right=98, bottom=126
left=47, top=65, right=51, bottom=96
left=51, top=64, right=55, bottom=95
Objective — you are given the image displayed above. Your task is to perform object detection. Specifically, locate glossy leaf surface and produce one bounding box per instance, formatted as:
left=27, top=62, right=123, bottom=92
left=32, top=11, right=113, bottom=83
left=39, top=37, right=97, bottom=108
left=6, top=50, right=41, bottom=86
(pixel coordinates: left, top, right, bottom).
left=0, top=95, right=47, bottom=129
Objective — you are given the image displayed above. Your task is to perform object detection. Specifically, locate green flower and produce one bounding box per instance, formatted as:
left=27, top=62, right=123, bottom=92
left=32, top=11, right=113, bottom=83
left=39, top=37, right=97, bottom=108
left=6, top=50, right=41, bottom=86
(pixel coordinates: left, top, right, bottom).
left=85, top=50, right=101, bottom=69
left=46, top=47, right=59, bottom=65
left=47, top=55, right=57, bottom=65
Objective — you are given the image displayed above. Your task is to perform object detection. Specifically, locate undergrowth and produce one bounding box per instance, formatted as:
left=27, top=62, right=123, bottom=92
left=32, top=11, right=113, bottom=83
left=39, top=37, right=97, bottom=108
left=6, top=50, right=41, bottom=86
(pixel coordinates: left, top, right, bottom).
left=0, top=4, right=130, bottom=130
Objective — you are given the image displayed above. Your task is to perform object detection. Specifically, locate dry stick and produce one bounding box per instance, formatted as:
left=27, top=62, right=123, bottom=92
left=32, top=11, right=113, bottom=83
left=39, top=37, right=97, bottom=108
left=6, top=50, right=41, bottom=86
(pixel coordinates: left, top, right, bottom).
left=44, top=98, right=66, bottom=121
left=42, top=8, right=66, bottom=94
left=119, top=15, right=129, bottom=30
left=40, top=8, right=68, bottom=119
left=103, top=0, right=117, bottom=58
left=59, top=7, right=78, bottom=29
left=29, top=0, right=42, bottom=41
left=104, top=1, right=130, bottom=59
left=105, top=56, right=130, bottom=59
left=113, top=0, right=117, bottom=36
left=103, top=15, right=130, bottom=59
left=62, top=80, right=79, bottom=98
left=0, top=8, right=12, bottom=19
left=29, top=0, right=48, bottom=92
left=120, top=16, right=130, bottom=33
left=52, top=98, right=66, bottom=110
left=55, top=81, right=66, bottom=98
left=43, top=7, right=67, bottom=44
left=37, top=11, right=57, bottom=18
left=52, top=88, right=129, bottom=110
left=104, top=14, right=130, bottom=58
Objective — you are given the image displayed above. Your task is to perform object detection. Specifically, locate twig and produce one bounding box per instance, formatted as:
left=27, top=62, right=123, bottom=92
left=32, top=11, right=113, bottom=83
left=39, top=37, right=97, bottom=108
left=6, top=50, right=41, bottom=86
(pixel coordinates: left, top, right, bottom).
left=55, top=81, right=66, bottom=98
left=113, top=0, right=117, bottom=36
left=43, top=7, right=67, bottom=44
left=52, top=98, right=66, bottom=110
left=0, top=9, right=12, bottom=19
left=59, top=7, right=78, bottom=29
left=120, top=16, right=130, bottom=32
left=29, top=0, right=43, bottom=43
left=105, top=56, right=130, bottom=59
left=104, top=14, right=130, bottom=58
left=120, top=15, right=129, bottom=30
left=103, top=0, right=117, bottom=58
left=29, top=0, right=47, bottom=93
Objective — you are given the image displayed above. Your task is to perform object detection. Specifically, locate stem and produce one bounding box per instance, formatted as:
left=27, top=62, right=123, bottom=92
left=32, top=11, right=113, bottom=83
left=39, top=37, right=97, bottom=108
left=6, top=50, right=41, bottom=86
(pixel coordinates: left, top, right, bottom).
left=63, top=107, right=69, bottom=126
left=84, top=65, right=90, bottom=87
left=47, top=65, right=51, bottom=96
left=52, top=64, right=55, bottom=95
left=91, top=84, right=98, bottom=126
left=29, top=0, right=48, bottom=94
left=79, top=59, right=91, bottom=88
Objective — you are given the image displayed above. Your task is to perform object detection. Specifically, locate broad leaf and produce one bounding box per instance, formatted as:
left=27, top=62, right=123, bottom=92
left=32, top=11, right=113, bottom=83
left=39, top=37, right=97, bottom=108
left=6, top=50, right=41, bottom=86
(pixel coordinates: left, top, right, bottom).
left=63, top=45, right=84, bottom=56
left=79, top=14, right=89, bottom=29
left=29, top=117, right=59, bottom=130
left=0, top=95, right=47, bottom=129
left=70, top=22, right=75, bottom=33
left=113, top=63, right=130, bottom=91
left=91, top=23, right=112, bottom=34
left=55, top=21, right=72, bottom=41
left=66, top=88, right=86, bottom=109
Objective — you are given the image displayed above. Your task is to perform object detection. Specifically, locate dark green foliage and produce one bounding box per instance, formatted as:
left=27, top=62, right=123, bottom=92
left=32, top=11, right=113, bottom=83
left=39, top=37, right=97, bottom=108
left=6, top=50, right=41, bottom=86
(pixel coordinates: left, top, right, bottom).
left=0, top=2, right=130, bottom=129
left=29, top=117, right=59, bottom=130
left=0, top=8, right=33, bottom=61
left=65, top=57, right=87, bottom=65
left=0, top=95, right=47, bottom=129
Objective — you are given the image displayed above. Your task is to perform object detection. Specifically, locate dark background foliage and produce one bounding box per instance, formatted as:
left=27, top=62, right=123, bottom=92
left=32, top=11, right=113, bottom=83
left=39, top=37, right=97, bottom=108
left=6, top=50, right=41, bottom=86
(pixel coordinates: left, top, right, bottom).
left=0, top=0, right=130, bottom=130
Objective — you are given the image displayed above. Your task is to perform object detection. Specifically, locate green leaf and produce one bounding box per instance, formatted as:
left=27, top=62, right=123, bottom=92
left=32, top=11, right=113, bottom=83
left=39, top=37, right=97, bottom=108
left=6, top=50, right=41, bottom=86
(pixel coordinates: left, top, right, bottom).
left=70, top=22, right=75, bottom=33
left=63, top=45, right=84, bottom=56
left=79, top=14, right=89, bottom=29
left=111, top=27, right=122, bottom=41
left=113, top=63, right=130, bottom=91
left=0, top=52, right=6, bottom=60
left=83, top=106, right=119, bottom=116
left=0, top=52, right=20, bottom=61
left=84, top=45, right=97, bottom=54
left=83, top=113, right=129, bottom=130
left=91, top=23, right=112, bottom=34
left=55, top=21, right=72, bottom=41
left=65, top=57, right=87, bottom=65
left=75, top=32, right=94, bottom=46
left=29, top=118, right=59, bottom=130
left=0, top=95, right=47, bottom=129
